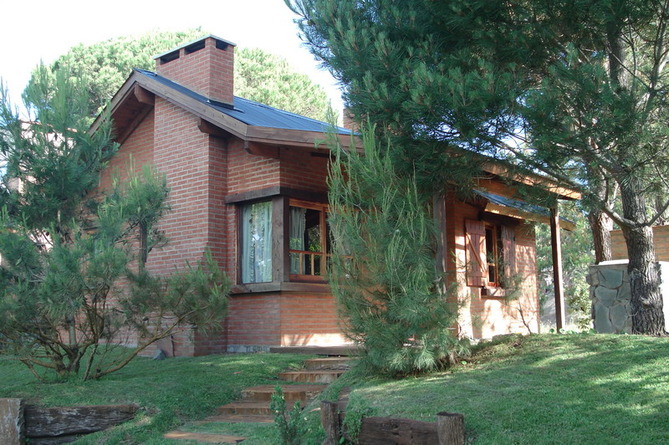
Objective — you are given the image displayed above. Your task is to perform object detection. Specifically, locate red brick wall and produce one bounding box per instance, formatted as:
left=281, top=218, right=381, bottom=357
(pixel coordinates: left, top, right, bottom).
left=99, top=111, right=155, bottom=189
left=280, top=148, right=329, bottom=193
left=280, top=293, right=344, bottom=346
left=226, top=291, right=345, bottom=350
left=149, top=97, right=222, bottom=273
left=227, top=140, right=281, bottom=195
left=227, top=294, right=282, bottom=349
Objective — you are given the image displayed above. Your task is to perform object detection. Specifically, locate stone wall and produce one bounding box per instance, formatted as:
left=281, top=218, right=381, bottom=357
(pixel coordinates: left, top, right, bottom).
left=588, top=260, right=669, bottom=333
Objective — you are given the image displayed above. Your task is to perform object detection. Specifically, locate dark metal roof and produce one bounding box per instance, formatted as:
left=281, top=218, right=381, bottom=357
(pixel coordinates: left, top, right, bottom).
left=473, top=189, right=550, bottom=217
left=135, top=69, right=352, bottom=135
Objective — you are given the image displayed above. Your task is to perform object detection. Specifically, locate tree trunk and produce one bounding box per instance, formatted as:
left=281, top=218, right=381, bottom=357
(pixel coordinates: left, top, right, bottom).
left=588, top=209, right=613, bottom=264
left=620, top=179, right=666, bottom=335
left=584, top=162, right=615, bottom=264
left=654, top=194, right=669, bottom=226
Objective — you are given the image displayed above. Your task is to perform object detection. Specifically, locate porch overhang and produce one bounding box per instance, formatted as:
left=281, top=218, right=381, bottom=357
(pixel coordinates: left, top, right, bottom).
left=474, top=189, right=576, bottom=231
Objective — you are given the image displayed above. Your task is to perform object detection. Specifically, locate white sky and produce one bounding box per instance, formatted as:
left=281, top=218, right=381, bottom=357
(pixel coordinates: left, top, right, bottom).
left=0, top=0, right=344, bottom=115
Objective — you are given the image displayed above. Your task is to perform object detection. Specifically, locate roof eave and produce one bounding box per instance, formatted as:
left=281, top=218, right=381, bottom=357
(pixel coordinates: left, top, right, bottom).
left=480, top=162, right=581, bottom=201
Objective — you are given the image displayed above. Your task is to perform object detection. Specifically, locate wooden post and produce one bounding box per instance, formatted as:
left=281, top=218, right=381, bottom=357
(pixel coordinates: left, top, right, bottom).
left=437, top=412, right=465, bottom=445
left=550, top=205, right=566, bottom=331
left=321, top=401, right=341, bottom=445
left=433, top=193, right=450, bottom=298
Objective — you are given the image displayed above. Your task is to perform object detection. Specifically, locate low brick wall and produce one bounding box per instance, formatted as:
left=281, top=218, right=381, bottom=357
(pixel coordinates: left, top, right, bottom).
left=588, top=261, right=669, bottom=333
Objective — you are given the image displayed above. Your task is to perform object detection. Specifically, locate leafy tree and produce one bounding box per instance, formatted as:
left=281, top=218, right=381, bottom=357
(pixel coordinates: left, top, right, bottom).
left=235, top=47, right=331, bottom=121
left=327, top=126, right=463, bottom=376
left=289, top=0, right=669, bottom=335
left=40, top=29, right=205, bottom=122
left=31, top=29, right=332, bottom=121
left=0, top=67, right=230, bottom=381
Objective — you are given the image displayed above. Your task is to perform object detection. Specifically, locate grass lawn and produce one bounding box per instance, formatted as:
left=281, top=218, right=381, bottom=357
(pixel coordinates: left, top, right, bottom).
left=2, top=334, right=668, bottom=444
left=0, top=351, right=313, bottom=444
left=321, top=333, right=669, bottom=445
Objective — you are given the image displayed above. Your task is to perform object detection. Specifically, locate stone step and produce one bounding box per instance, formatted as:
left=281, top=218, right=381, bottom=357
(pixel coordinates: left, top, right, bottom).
left=163, top=430, right=246, bottom=443
left=304, top=357, right=353, bottom=370
left=218, top=400, right=273, bottom=416
left=242, top=384, right=327, bottom=402
left=278, top=369, right=346, bottom=384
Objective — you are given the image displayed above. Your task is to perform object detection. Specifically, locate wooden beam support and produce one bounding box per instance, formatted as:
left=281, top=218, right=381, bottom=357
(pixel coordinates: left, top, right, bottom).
left=272, top=195, right=289, bottom=282
left=133, top=85, right=154, bottom=105
left=484, top=202, right=576, bottom=231
left=244, top=141, right=280, bottom=159
left=437, top=412, right=465, bottom=445
left=550, top=205, right=566, bottom=331
left=321, top=401, right=342, bottom=445
left=113, top=106, right=153, bottom=146
left=198, top=118, right=228, bottom=138
left=434, top=194, right=449, bottom=296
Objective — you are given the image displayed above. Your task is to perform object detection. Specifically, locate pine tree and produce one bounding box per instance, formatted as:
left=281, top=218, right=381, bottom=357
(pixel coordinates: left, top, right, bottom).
left=327, top=126, right=463, bottom=376
left=31, top=29, right=332, bottom=122
left=0, top=67, right=230, bottom=381
left=289, top=0, right=669, bottom=335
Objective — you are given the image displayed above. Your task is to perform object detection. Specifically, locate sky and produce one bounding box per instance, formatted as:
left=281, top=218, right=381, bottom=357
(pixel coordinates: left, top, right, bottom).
left=0, top=0, right=344, bottom=116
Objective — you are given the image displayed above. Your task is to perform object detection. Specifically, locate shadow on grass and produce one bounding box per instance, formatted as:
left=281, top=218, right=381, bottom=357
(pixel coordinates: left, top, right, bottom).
left=349, top=334, right=669, bottom=445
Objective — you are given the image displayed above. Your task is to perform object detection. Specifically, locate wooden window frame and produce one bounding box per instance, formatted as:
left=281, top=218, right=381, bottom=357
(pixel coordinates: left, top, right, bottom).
left=288, top=198, right=330, bottom=282
left=238, top=199, right=275, bottom=285
left=466, top=218, right=516, bottom=296
left=235, top=196, right=331, bottom=291
left=485, top=223, right=502, bottom=287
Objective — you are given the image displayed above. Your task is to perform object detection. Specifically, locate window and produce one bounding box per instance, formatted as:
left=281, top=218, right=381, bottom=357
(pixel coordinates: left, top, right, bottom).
left=485, top=224, right=503, bottom=286
left=240, top=201, right=272, bottom=283
left=289, top=200, right=330, bottom=280
left=465, top=219, right=516, bottom=289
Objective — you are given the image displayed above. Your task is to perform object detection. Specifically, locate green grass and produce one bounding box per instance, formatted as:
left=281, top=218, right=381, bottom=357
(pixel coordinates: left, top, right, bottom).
left=0, top=351, right=313, bottom=444
left=2, top=334, right=669, bottom=444
left=322, top=333, right=669, bottom=445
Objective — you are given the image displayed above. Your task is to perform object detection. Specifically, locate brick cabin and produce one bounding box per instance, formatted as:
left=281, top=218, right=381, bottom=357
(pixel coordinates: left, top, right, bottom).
left=94, top=35, right=576, bottom=356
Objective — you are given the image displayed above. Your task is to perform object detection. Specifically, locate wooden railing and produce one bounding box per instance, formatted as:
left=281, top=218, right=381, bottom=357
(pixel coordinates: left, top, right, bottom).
left=289, top=250, right=330, bottom=277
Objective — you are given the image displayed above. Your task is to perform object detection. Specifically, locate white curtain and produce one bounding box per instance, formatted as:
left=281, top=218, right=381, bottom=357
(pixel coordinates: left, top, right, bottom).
left=241, top=201, right=272, bottom=283
left=289, top=207, right=306, bottom=274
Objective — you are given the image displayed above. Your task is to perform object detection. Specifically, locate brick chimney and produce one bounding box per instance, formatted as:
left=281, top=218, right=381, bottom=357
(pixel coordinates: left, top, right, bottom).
left=155, top=35, right=236, bottom=106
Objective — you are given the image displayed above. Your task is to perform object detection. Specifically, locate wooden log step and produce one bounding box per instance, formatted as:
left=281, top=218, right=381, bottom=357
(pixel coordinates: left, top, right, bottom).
left=242, top=384, right=327, bottom=402
left=163, top=430, right=246, bottom=443
left=217, top=401, right=273, bottom=416
left=269, top=345, right=360, bottom=356
left=304, top=357, right=353, bottom=370
left=198, top=413, right=275, bottom=424
left=278, top=370, right=346, bottom=384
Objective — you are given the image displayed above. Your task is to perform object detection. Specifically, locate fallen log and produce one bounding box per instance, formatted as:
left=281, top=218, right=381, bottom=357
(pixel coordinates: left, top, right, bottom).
left=24, top=404, right=138, bottom=438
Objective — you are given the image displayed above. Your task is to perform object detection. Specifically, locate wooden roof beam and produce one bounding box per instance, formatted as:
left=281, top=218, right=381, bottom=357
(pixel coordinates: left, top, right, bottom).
left=133, top=85, right=154, bottom=105
left=244, top=141, right=280, bottom=159
left=198, top=119, right=228, bottom=138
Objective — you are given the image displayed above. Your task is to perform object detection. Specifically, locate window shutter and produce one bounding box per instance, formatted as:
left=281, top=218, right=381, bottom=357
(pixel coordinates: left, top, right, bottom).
left=501, top=225, right=516, bottom=283
left=465, top=219, right=487, bottom=287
